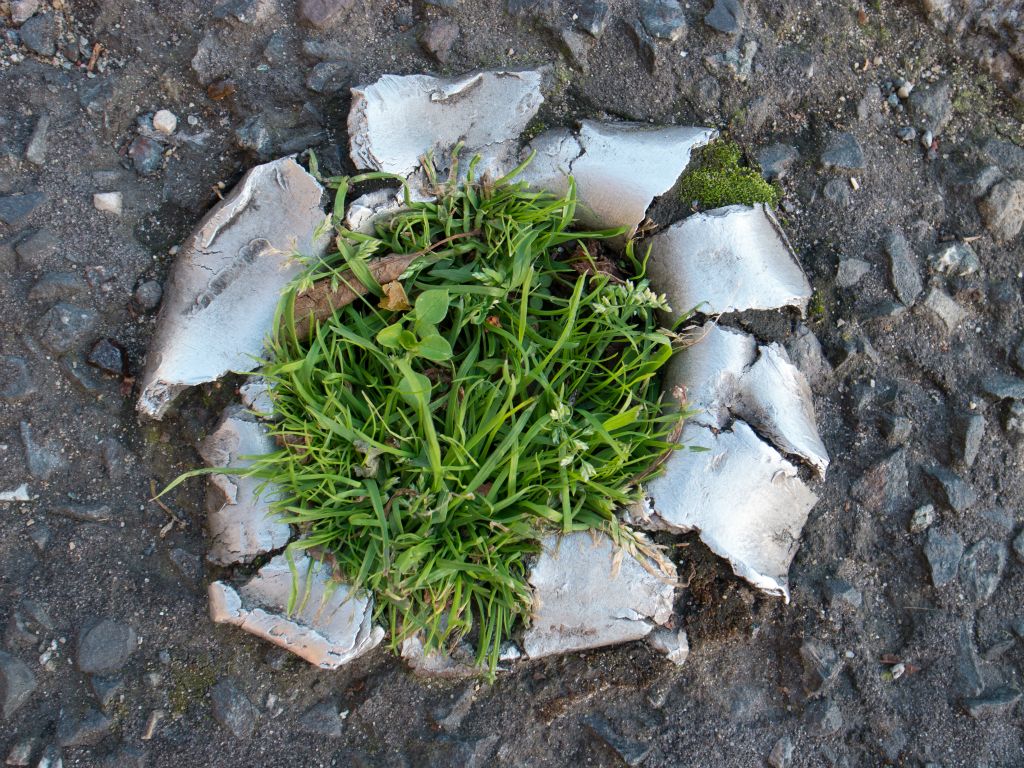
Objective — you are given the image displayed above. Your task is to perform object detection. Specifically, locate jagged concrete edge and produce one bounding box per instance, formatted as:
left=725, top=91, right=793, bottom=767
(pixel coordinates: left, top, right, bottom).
left=137, top=155, right=328, bottom=420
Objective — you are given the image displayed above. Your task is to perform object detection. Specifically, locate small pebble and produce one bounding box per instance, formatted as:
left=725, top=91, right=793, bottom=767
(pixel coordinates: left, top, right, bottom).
left=897, top=126, right=916, bottom=142
left=920, top=130, right=934, bottom=149
left=152, top=109, right=177, bottom=135
left=93, top=192, right=122, bottom=215
left=897, top=82, right=913, bottom=99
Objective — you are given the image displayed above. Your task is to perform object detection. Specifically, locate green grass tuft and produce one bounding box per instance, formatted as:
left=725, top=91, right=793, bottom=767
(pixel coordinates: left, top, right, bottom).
left=239, top=161, right=690, bottom=676
left=679, top=140, right=780, bottom=209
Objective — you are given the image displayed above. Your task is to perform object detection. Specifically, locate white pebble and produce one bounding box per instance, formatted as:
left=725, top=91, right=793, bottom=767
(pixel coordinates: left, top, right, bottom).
left=93, top=191, right=123, bottom=215
left=152, top=109, right=177, bottom=135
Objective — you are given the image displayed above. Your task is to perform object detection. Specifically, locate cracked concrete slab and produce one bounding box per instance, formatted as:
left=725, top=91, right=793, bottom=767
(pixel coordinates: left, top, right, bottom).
left=347, top=70, right=544, bottom=184
left=522, top=531, right=675, bottom=659
left=665, top=323, right=829, bottom=476
left=641, top=421, right=818, bottom=600
left=137, top=156, right=329, bottom=419
left=209, top=553, right=384, bottom=670
left=521, top=120, right=715, bottom=240
left=198, top=405, right=291, bottom=566
left=645, top=204, right=812, bottom=317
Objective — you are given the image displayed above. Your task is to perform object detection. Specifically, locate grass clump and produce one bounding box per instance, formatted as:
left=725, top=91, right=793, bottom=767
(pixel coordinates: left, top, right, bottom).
left=679, top=139, right=780, bottom=209
left=247, top=158, right=687, bottom=675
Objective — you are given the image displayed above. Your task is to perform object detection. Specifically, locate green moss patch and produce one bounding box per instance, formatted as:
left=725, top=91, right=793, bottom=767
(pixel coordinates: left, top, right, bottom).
left=679, top=140, right=780, bottom=209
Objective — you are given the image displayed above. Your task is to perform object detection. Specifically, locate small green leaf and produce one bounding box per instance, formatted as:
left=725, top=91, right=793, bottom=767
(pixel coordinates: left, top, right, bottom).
left=399, top=330, right=419, bottom=350
left=376, top=323, right=404, bottom=349
left=395, top=360, right=432, bottom=409
left=416, top=334, right=453, bottom=362
left=415, top=289, right=449, bottom=326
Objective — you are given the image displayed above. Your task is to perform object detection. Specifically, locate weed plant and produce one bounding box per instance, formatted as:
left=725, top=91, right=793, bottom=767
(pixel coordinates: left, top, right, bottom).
left=206, top=157, right=689, bottom=674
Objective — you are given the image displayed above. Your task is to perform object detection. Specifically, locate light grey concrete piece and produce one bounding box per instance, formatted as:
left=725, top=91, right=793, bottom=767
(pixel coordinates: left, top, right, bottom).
left=347, top=70, right=544, bottom=182
left=647, top=627, right=689, bottom=665
left=521, top=120, right=715, bottom=240
left=209, top=554, right=384, bottom=670
left=400, top=635, right=481, bottom=678
left=522, top=531, right=675, bottom=658
left=137, top=156, right=328, bottom=419
left=645, top=204, right=812, bottom=318
left=344, top=187, right=408, bottom=234
left=644, top=421, right=818, bottom=600
left=665, top=323, right=829, bottom=476
left=198, top=405, right=291, bottom=565
left=239, top=377, right=274, bottom=418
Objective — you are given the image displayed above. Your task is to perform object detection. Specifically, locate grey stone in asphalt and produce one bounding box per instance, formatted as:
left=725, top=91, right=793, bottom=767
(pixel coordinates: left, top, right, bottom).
left=419, top=20, right=460, bottom=64
left=0, top=192, right=45, bottom=226
left=884, top=229, right=922, bottom=305
left=584, top=714, right=652, bottom=767
left=821, top=132, right=864, bottom=170
left=909, top=504, right=935, bottom=533
left=306, top=61, right=349, bottom=94
left=836, top=257, right=870, bottom=288
left=929, top=242, right=980, bottom=277
left=800, top=639, right=841, bottom=696
left=980, top=373, right=1024, bottom=401
left=19, top=421, right=66, bottom=481
left=577, top=0, right=609, bottom=37
left=11, top=0, right=40, bottom=24
left=297, top=700, right=345, bottom=737
left=54, top=503, right=113, bottom=523
left=628, top=20, right=657, bottom=73
left=1014, top=529, right=1024, bottom=562
left=15, top=229, right=58, bottom=270
left=0, top=356, right=35, bottom=403
left=132, top=279, right=163, bottom=312
left=923, top=527, right=964, bottom=587
left=90, top=675, right=124, bottom=710
left=36, top=302, right=98, bottom=355
left=923, top=287, right=965, bottom=333
left=768, top=735, right=794, bottom=768
left=823, top=178, right=850, bottom=206
left=956, top=621, right=983, bottom=696
left=297, top=0, right=353, bottom=28
left=978, top=179, right=1024, bottom=243
left=925, top=465, right=977, bottom=513
left=907, top=80, right=952, bottom=136
left=77, top=618, right=138, bottom=675
left=18, top=12, right=56, bottom=56
left=57, top=707, right=112, bottom=747
left=168, top=547, right=203, bottom=590
left=960, top=539, right=1007, bottom=602
left=953, top=413, right=985, bottom=467
left=28, top=272, right=88, bottom=302
left=128, top=136, right=163, bottom=176
left=705, top=0, right=742, bottom=33
left=211, top=678, right=257, bottom=739
left=25, top=112, right=49, bottom=166
left=639, top=0, right=686, bottom=41
left=757, top=143, right=798, bottom=181
left=850, top=449, right=907, bottom=514
left=0, top=651, right=37, bottom=719
left=963, top=687, right=1021, bottom=718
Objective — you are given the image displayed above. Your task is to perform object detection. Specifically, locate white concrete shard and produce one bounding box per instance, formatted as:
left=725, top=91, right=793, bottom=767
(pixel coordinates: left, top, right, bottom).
left=209, top=553, right=384, bottom=670
left=644, top=421, right=818, bottom=600
left=521, top=121, right=715, bottom=240
left=239, top=376, right=274, bottom=417
left=348, top=70, right=545, bottom=183
left=732, top=343, right=830, bottom=477
left=137, top=156, right=329, bottom=419
left=0, top=483, right=31, bottom=502
left=647, top=627, right=689, bottom=666
left=344, top=187, right=407, bottom=234
left=400, top=635, right=481, bottom=678
left=523, top=531, right=675, bottom=659
left=645, top=204, right=812, bottom=318
left=666, top=323, right=829, bottom=476
left=198, top=405, right=291, bottom=565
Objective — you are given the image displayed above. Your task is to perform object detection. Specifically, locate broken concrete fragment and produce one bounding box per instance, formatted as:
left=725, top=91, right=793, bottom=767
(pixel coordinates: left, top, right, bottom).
left=344, top=187, right=407, bottom=234
left=645, top=204, right=812, bottom=317
left=522, top=531, right=675, bottom=658
left=644, top=421, right=818, bottom=599
left=665, top=323, right=828, bottom=475
left=137, top=156, right=328, bottom=419
left=400, top=635, right=481, bottom=678
left=646, top=627, right=689, bottom=666
left=198, top=405, right=291, bottom=565
left=521, top=120, right=714, bottom=241
left=348, top=70, right=544, bottom=183
left=209, top=553, right=383, bottom=670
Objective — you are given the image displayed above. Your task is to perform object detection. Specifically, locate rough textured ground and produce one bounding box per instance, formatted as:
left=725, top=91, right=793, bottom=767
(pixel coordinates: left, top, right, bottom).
left=2, top=0, right=1024, bottom=765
